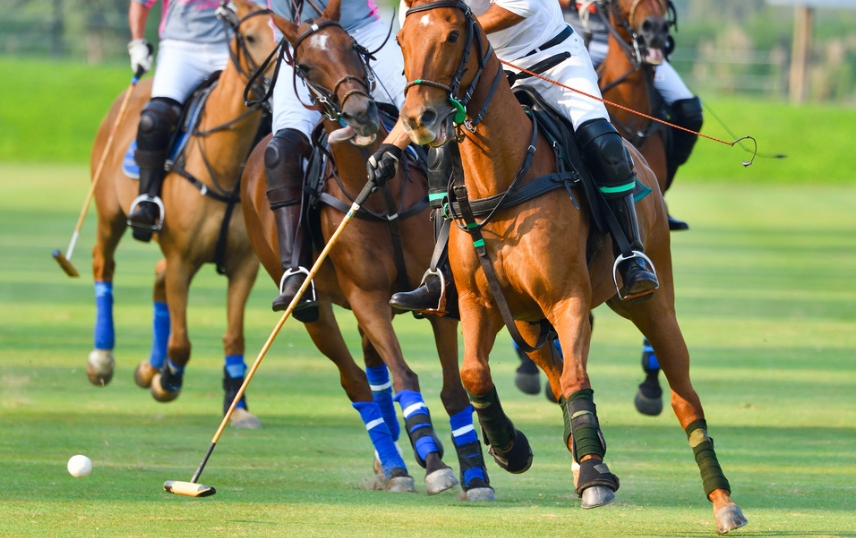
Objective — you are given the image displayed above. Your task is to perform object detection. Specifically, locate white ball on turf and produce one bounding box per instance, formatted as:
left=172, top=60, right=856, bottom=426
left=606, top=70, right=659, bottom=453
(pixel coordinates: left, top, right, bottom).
left=67, top=455, right=92, bottom=478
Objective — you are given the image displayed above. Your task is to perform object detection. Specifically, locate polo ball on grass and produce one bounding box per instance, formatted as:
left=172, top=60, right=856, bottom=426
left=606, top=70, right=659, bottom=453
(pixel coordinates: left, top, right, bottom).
left=67, top=455, right=92, bottom=478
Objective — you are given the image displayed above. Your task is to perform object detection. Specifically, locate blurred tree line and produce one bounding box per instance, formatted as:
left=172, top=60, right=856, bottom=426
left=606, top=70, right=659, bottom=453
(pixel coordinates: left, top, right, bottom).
left=1, top=0, right=854, bottom=102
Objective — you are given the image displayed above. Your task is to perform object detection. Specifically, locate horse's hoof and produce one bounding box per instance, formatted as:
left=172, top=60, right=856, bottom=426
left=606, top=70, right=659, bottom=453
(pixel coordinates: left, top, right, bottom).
left=385, top=476, right=416, bottom=493
left=229, top=408, right=262, bottom=429
left=715, top=505, right=748, bottom=534
left=86, top=349, right=115, bottom=387
left=634, top=386, right=663, bottom=416
left=464, top=487, right=496, bottom=501
left=581, top=485, right=616, bottom=509
left=133, top=361, right=157, bottom=388
left=514, top=371, right=541, bottom=395
left=425, top=467, right=459, bottom=495
left=150, top=373, right=180, bottom=403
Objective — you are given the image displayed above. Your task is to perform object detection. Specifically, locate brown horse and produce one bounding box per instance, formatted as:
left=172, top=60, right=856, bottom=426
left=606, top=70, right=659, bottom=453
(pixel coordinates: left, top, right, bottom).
left=86, top=0, right=276, bottom=428
left=397, top=0, right=746, bottom=533
left=240, top=4, right=492, bottom=498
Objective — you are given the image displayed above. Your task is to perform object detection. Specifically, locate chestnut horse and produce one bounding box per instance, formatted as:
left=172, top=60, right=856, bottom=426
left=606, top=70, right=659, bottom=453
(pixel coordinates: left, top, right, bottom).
left=241, top=5, right=492, bottom=498
left=87, top=0, right=276, bottom=428
left=397, top=0, right=746, bottom=533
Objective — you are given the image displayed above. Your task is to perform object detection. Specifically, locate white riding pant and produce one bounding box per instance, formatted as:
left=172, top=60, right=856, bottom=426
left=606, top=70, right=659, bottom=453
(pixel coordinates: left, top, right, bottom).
left=271, top=18, right=406, bottom=137
left=504, top=31, right=609, bottom=130
left=150, top=39, right=230, bottom=104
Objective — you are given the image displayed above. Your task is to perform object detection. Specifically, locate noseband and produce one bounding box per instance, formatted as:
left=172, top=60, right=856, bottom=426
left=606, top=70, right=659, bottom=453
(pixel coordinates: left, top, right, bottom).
left=403, top=1, right=501, bottom=133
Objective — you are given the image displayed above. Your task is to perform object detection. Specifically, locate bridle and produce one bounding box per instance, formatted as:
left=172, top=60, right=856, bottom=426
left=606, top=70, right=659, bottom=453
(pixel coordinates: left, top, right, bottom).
left=599, top=0, right=677, bottom=71
left=402, top=0, right=503, bottom=134
left=215, top=2, right=274, bottom=105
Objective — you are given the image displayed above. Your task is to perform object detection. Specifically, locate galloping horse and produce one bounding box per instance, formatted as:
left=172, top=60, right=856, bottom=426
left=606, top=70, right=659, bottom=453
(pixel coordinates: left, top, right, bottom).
left=397, top=0, right=746, bottom=532
left=86, top=0, right=276, bottom=428
left=241, top=4, right=493, bottom=499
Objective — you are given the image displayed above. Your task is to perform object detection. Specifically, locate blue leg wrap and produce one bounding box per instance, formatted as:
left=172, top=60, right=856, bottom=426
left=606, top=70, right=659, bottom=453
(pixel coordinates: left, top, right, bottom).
left=366, top=364, right=399, bottom=441
left=93, top=281, right=114, bottom=350
left=167, top=359, right=184, bottom=376
left=642, top=338, right=660, bottom=370
left=148, top=301, right=170, bottom=370
left=395, top=390, right=441, bottom=464
left=224, top=354, right=247, bottom=410
left=450, top=405, right=486, bottom=486
left=353, top=401, right=407, bottom=479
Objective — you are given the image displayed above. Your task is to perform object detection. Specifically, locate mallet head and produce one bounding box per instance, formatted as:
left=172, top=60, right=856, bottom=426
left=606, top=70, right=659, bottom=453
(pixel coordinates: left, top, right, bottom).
left=52, top=249, right=80, bottom=277
left=163, top=480, right=216, bottom=497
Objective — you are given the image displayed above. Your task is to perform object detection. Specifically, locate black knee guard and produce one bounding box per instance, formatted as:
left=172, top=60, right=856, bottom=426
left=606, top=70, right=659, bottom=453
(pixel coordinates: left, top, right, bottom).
left=135, top=98, right=181, bottom=173
left=666, top=96, right=703, bottom=189
left=686, top=419, right=731, bottom=498
left=427, top=145, right=453, bottom=210
left=264, top=128, right=312, bottom=209
left=561, top=388, right=606, bottom=462
left=576, top=118, right=637, bottom=200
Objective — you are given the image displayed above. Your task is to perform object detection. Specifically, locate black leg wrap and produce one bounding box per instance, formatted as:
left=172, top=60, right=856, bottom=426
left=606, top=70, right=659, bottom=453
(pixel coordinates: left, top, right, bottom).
left=469, top=387, right=533, bottom=474
left=453, top=440, right=491, bottom=490
left=686, top=419, right=731, bottom=498
left=159, top=365, right=183, bottom=393
left=222, top=370, right=247, bottom=416
left=404, top=414, right=444, bottom=469
left=561, top=389, right=607, bottom=463
left=575, top=458, right=620, bottom=496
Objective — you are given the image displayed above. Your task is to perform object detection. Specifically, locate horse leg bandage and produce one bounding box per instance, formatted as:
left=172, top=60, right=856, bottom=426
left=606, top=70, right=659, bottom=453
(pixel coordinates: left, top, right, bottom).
left=223, top=355, right=247, bottom=411
left=469, top=387, right=533, bottom=474
left=686, top=419, right=731, bottom=498
left=575, top=458, right=620, bottom=495
left=94, top=281, right=114, bottom=350
left=449, top=405, right=489, bottom=489
left=366, top=364, right=399, bottom=442
left=562, top=389, right=607, bottom=462
left=148, top=301, right=170, bottom=370
left=353, top=401, right=407, bottom=479
left=395, top=390, right=443, bottom=468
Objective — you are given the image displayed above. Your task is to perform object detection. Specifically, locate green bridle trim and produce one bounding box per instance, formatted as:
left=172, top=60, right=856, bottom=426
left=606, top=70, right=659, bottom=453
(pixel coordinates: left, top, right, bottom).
left=408, top=80, right=467, bottom=125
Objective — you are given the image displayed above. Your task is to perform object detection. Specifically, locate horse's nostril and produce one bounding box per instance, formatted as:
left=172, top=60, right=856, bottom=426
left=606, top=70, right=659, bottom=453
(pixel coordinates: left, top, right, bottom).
left=642, top=19, right=653, bottom=32
left=421, top=108, right=437, bottom=127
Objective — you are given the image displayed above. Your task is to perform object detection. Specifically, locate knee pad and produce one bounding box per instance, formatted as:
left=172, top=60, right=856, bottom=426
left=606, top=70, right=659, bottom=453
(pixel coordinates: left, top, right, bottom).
left=264, top=129, right=312, bottom=207
left=427, top=146, right=453, bottom=210
left=136, top=98, right=181, bottom=154
left=670, top=96, right=703, bottom=131
left=576, top=119, right=636, bottom=199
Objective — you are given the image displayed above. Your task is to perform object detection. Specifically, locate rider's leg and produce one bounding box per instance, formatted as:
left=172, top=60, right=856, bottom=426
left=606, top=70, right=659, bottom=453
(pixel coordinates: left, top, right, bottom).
left=264, top=128, right=318, bottom=320
left=128, top=97, right=181, bottom=241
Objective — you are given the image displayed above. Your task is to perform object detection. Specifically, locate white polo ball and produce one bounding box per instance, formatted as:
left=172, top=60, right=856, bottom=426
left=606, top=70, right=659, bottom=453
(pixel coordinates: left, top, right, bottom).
left=67, top=455, right=92, bottom=478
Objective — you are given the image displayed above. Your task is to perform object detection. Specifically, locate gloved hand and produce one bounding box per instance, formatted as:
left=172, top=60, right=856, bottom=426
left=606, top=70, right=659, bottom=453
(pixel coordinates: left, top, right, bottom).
left=367, top=144, right=403, bottom=187
left=128, top=38, right=154, bottom=76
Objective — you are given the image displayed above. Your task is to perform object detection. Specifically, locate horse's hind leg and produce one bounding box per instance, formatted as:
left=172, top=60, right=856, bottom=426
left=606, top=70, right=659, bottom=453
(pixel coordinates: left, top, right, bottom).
left=134, top=259, right=169, bottom=389
left=87, top=204, right=126, bottom=387
left=615, top=291, right=747, bottom=534
left=222, top=254, right=262, bottom=429
left=428, top=315, right=494, bottom=501
left=304, top=304, right=414, bottom=493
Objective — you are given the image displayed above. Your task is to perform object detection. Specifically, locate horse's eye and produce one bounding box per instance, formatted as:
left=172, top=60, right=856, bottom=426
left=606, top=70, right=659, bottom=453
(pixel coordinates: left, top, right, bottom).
left=448, top=31, right=459, bottom=43
left=298, top=64, right=310, bottom=74
left=246, top=34, right=256, bottom=45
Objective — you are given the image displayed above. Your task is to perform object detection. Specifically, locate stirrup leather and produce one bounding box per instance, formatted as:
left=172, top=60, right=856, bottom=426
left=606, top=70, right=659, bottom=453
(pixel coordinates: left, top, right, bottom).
left=417, top=268, right=447, bottom=316
left=611, top=251, right=659, bottom=301
left=279, top=266, right=317, bottom=303
left=127, top=195, right=165, bottom=232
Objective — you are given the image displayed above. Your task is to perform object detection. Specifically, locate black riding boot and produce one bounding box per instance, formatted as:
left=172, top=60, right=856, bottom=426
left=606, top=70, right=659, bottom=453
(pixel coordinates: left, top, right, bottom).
left=128, top=98, right=181, bottom=242
left=609, top=194, right=658, bottom=301
left=665, top=97, right=703, bottom=231
left=265, top=129, right=318, bottom=322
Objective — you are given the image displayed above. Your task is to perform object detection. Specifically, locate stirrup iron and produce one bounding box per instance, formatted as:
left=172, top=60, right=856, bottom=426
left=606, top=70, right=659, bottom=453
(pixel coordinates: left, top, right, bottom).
left=279, top=266, right=316, bottom=303
left=419, top=268, right=447, bottom=316
left=611, top=251, right=659, bottom=301
left=127, top=195, right=165, bottom=232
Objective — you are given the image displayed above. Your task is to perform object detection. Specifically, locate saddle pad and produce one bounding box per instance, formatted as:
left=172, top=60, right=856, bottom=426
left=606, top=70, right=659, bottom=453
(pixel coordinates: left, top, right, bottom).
left=121, top=132, right=189, bottom=180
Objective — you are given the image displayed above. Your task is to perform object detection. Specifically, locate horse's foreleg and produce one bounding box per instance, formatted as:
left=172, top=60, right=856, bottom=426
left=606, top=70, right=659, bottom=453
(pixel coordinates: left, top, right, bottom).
left=359, top=327, right=400, bottom=443
left=304, top=303, right=413, bottom=492
left=222, top=255, right=261, bottom=429
left=515, top=321, right=564, bottom=401
left=87, top=206, right=126, bottom=387
left=134, top=259, right=169, bottom=389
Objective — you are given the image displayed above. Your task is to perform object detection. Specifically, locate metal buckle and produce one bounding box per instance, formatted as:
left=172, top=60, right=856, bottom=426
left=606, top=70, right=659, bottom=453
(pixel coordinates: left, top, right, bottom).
left=279, top=267, right=316, bottom=303
left=127, top=195, right=165, bottom=232
left=611, top=251, right=658, bottom=301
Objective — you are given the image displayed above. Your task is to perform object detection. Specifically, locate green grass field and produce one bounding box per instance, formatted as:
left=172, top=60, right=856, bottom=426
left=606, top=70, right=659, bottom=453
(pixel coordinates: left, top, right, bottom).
left=1, top=163, right=855, bottom=537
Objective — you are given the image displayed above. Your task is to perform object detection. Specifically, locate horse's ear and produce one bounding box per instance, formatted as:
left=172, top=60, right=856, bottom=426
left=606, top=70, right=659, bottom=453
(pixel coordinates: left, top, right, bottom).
left=321, top=0, right=342, bottom=22
left=271, top=12, right=300, bottom=44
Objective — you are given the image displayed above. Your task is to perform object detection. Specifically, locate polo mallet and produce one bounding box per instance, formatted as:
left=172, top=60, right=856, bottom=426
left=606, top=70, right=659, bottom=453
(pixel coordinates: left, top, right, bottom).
left=163, top=179, right=379, bottom=497
left=53, top=68, right=144, bottom=277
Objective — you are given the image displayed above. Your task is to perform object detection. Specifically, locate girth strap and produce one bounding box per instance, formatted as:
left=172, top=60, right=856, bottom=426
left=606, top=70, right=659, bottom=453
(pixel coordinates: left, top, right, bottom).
left=448, top=171, right=576, bottom=217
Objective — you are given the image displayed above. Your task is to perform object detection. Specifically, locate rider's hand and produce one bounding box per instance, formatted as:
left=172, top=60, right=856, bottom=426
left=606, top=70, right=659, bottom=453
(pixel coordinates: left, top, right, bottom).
left=367, top=144, right=403, bottom=187
left=128, top=38, right=154, bottom=76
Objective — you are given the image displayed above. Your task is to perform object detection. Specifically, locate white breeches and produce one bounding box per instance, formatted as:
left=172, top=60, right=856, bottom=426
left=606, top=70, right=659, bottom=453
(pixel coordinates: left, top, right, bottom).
left=150, top=39, right=230, bottom=104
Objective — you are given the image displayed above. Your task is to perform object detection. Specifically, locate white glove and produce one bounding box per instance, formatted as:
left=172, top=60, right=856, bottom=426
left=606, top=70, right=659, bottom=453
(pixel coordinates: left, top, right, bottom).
left=128, top=38, right=153, bottom=76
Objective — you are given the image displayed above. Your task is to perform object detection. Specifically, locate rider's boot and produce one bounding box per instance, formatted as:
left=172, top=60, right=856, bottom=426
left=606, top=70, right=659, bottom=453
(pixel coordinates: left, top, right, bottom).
left=265, top=128, right=318, bottom=322
left=576, top=118, right=658, bottom=301
left=128, top=98, right=181, bottom=242
left=665, top=96, right=703, bottom=231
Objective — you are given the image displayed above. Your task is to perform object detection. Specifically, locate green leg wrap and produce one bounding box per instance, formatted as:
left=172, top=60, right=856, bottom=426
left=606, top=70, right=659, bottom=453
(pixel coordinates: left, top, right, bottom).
left=468, top=387, right=514, bottom=451
left=686, top=419, right=731, bottom=498
left=561, top=388, right=606, bottom=463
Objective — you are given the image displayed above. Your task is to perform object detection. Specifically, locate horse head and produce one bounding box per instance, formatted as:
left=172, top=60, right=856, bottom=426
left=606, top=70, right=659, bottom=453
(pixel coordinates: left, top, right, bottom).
left=612, top=0, right=672, bottom=65
left=397, top=0, right=489, bottom=147
left=271, top=0, right=382, bottom=142
left=218, top=0, right=279, bottom=78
